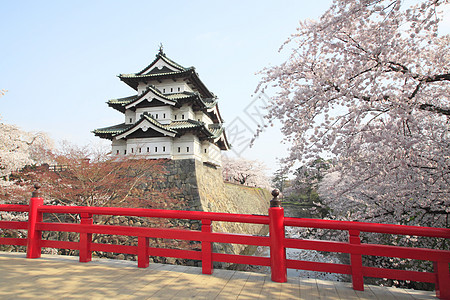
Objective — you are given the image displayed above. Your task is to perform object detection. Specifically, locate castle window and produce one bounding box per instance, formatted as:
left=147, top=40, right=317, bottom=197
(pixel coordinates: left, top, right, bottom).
left=186, top=147, right=190, bottom=152
left=170, top=87, right=173, bottom=92
left=155, top=114, right=158, bottom=119
left=131, top=148, right=134, bottom=153
left=163, top=88, right=166, bottom=93
left=174, top=115, right=177, bottom=120
left=129, top=118, right=132, bottom=123
left=177, top=147, right=181, bottom=153
left=155, top=147, right=158, bottom=153
left=147, top=147, right=149, bottom=152
left=124, top=150, right=127, bottom=155
left=178, top=87, right=180, bottom=92
left=163, top=146, right=166, bottom=152
left=116, top=150, right=120, bottom=155
left=182, top=114, right=185, bottom=120
left=204, top=149, right=207, bottom=153
left=139, top=148, right=141, bottom=153
left=163, top=113, right=166, bottom=118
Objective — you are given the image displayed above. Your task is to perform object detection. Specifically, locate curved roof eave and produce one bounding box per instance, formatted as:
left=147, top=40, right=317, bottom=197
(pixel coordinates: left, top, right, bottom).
left=92, top=123, right=134, bottom=140
left=118, top=69, right=215, bottom=99
left=118, top=69, right=192, bottom=91
left=212, top=126, right=231, bottom=150
left=204, top=103, right=224, bottom=124
left=114, top=116, right=177, bottom=140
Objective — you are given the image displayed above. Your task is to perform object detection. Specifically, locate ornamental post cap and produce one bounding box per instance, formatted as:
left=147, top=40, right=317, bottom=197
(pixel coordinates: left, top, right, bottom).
left=270, top=189, right=282, bottom=207
left=32, top=183, right=41, bottom=198
left=272, top=189, right=280, bottom=197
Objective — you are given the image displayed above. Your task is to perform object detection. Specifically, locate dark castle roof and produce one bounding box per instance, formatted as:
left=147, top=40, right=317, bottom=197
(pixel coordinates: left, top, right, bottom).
left=107, top=85, right=222, bottom=123
left=118, top=51, right=215, bottom=99
left=92, top=114, right=229, bottom=150
left=93, top=49, right=230, bottom=150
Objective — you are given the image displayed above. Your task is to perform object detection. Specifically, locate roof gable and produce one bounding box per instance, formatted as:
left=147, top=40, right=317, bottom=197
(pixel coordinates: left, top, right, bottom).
left=114, top=116, right=177, bottom=140
left=146, top=65, right=173, bottom=74
left=125, top=86, right=177, bottom=110
left=142, top=58, right=181, bottom=74
left=124, top=127, right=167, bottom=139
left=137, top=50, right=186, bottom=75
left=93, top=117, right=231, bottom=150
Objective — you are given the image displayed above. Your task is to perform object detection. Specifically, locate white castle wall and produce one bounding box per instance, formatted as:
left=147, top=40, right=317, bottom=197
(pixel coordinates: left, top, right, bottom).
left=135, top=107, right=172, bottom=124
left=125, top=109, right=135, bottom=124
left=137, top=79, right=193, bottom=95
left=173, top=104, right=194, bottom=121
left=112, top=135, right=221, bottom=165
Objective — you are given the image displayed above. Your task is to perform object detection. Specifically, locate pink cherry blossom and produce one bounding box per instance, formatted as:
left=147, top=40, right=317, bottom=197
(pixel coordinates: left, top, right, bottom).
left=258, top=0, right=449, bottom=231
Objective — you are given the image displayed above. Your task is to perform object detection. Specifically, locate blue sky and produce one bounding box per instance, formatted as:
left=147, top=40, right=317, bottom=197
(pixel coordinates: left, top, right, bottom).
left=1, top=0, right=334, bottom=173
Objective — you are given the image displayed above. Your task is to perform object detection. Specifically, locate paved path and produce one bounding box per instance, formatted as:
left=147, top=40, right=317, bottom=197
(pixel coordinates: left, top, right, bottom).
left=0, top=252, right=436, bottom=299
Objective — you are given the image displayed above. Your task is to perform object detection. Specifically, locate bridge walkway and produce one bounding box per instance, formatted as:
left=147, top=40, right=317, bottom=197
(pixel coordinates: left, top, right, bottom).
left=0, top=252, right=436, bottom=299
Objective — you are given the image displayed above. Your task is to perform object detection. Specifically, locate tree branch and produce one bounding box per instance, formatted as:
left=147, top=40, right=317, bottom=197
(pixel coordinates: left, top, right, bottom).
left=418, top=103, right=450, bottom=116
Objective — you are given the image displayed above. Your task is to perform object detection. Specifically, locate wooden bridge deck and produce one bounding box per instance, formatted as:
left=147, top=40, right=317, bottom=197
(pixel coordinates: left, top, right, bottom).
left=0, top=252, right=436, bottom=299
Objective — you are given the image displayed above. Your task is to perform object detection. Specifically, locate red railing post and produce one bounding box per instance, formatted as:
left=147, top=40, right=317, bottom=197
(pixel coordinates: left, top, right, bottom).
left=434, top=261, right=450, bottom=299
left=26, top=183, right=44, bottom=259
left=349, top=230, right=364, bottom=291
left=201, top=218, right=212, bottom=274
left=138, top=236, right=149, bottom=268
left=269, top=189, right=287, bottom=283
left=79, top=213, right=93, bottom=263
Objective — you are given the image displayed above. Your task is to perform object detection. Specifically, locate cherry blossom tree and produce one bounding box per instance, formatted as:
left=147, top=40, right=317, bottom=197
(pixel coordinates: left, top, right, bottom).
left=259, top=0, right=449, bottom=288
left=258, top=0, right=449, bottom=228
left=0, top=91, right=53, bottom=187
left=222, top=156, right=272, bottom=189
left=0, top=122, right=53, bottom=179
left=6, top=144, right=177, bottom=208
left=2, top=144, right=192, bottom=257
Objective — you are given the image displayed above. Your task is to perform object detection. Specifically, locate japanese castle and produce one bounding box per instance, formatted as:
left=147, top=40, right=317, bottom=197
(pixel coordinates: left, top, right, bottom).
left=93, top=47, right=230, bottom=166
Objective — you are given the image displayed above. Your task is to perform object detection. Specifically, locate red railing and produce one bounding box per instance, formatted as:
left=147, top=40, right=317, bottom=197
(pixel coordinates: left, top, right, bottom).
left=0, top=188, right=449, bottom=299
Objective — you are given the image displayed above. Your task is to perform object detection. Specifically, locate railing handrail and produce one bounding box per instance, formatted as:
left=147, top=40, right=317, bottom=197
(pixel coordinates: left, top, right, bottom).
left=3, top=204, right=448, bottom=239
left=284, top=237, right=450, bottom=261
left=0, top=204, right=29, bottom=212
left=284, top=217, right=450, bottom=239
left=30, top=204, right=450, bottom=238
left=37, top=205, right=270, bottom=224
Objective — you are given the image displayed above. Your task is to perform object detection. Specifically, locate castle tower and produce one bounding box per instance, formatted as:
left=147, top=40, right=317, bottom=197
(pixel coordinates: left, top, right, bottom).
left=93, top=47, right=230, bottom=166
